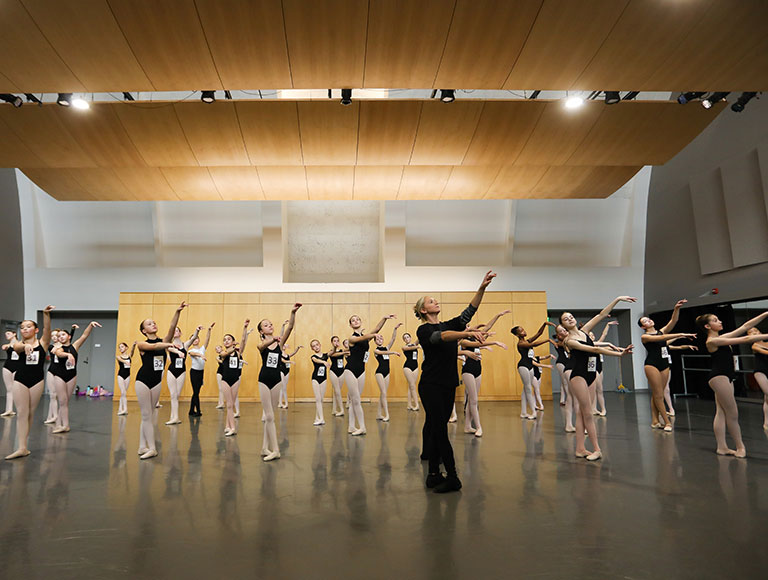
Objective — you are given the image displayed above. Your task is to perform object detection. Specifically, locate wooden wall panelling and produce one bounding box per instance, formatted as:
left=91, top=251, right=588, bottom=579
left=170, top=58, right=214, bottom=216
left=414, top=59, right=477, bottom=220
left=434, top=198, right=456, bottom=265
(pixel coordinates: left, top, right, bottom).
left=368, top=302, right=408, bottom=400
left=223, top=293, right=260, bottom=304
left=357, top=102, right=421, bottom=165
left=22, top=0, right=153, bottom=91
left=298, top=102, right=359, bottom=165
left=306, top=166, right=354, bottom=200
left=261, top=293, right=297, bottom=305
left=436, top=0, right=542, bottom=89
left=462, top=102, right=546, bottom=165
left=468, top=302, right=516, bottom=401
left=440, top=166, right=501, bottom=199
left=364, top=0, right=453, bottom=88
left=282, top=0, right=368, bottom=88
left=410, top=102, right=484, bottom=165
left=256, top=166, right=308, bottom=200
left=119, top=293, right=153, bottom=305
left=207, top=167, right=264, bottom=200
left=236, top=102, right=303, bottom=165
left=160, top=167, right=221, bottom=200
left=512, top=292, right=547, bottom=304
left=113, top=105, right=199, bottom=167
left=503, top=0, right=629, bottom=90
left=107, top=0, right=222, bottom=90
left=485, top=166, right=549, bottom=199
left=152, top=293, right=189, bottom=305
left=397, top=166, right=452, bottom=200
left=20, top=169, right=92, bottom=201
left=295, top=293, right=333, bottom=305
left=194, top=0, right=292, bottom=89
left=173, top=102, right=250, bottom=166
left=353, top=166, right=404, bottom=200
left=187, top=293, right=225, bottom=305
left=112, top=167, right=180, bottom=200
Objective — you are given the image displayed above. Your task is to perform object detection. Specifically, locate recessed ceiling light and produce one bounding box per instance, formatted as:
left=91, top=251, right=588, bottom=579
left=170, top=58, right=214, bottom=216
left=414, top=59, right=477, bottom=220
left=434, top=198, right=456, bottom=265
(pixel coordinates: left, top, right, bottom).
left=72, top=97, right=90, bottom=110
left=564, top=95, right=584, bottom=109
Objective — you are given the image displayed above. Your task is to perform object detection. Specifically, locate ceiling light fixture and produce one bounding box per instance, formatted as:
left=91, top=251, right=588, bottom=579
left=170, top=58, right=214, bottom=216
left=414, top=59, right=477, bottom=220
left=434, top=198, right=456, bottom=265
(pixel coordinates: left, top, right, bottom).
left=528, top=90, right=541, bottom=100
left=0, top=93, right=23, bottom=107
left=24, top=93, right=42, bottom=106
left=122, top=92, right=135, bottom=101
left=57, top=93, right=72, bottom=106
left=677, top=92, right=705, bottom=104
left=564, top=95, right=584, bottom=109
left=224, top=90, right=232, bottom=100
left=701, top=92, right=730, bottom=109
left=340, top=88, right=352, bottom=106
left=439, top=89, right=455, bottom=103
left=201, top=90, right=216, bottom=103
left=622, top=91, right=640, bottom=100
left=731, top=92, right=758, bottom=113
left=604, top=91, right=620, bottom=105
left=71, top=96, right=90, bottom=110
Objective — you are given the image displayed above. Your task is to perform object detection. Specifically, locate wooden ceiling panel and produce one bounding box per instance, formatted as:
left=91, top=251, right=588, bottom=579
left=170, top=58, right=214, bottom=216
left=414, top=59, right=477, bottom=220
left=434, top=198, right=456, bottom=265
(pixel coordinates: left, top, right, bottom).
left=160, top=167, right=222, bottom=200
left=364, top=0, right=453, bottom=88
left=462, top=101, right=546, bottom=165
left=256, top=166, right=308, bottom=200
left=195, top=0, right=291, bottom=89
left=298, top=101, right=359, bottom=165
left=353, top=166, right=403, bottom=199
left=67, top=167, right=136, bottom=200
left=107, top=0, right=222, bottom=91
left=282, top=0, right=368, bottom=88
left=515, top=101, right=603, bottom=165
left=572, top=166, right=641, bottom=198
left=716, top=36, right=768, bottom=91
left=410, top=102, right=483, bottom=165
left=0, top=106, right=96, bottom=167
left=113, top=104, right=198, bottom=166
left=22, top=0, right=153, bottom=91
left=531, top=165, right=639, bottom=198
left=174, top=102, right=249, bottom=166
left=236, top=102, right=303, bottom=165
left=357, top=101, right=421, bottom=165
left=441, top=166, right=501, bottom=199
left=306, top=166, right=354, bottom=200
left=207, top=166, right=265, bottom=200
left=397, top=166, right=452, bottom=199
left=436, top=0, right=542, bottom=89
left=504, top=0, right=629, bottom=90
left=0, top=0, right=85, bottom=92
left=21, top=168, right=92, bottom=200
left=0, top=117, right=45, bottom=168
left=485, top=165, right=549, bottom=198
left=112, top=167, right=179, bottom=200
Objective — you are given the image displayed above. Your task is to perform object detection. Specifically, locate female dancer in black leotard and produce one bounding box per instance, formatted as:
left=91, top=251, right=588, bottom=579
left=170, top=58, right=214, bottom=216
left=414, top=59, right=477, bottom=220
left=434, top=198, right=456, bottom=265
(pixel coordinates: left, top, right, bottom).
left=257, top=303, right=301, bottom=461
left=511, top=322, right=556, bottom=420
left=135, top=302, right=186, bottom=459
left=6, top=305, right=54, bottom=460
left=1, top=330, right=19, bottom=417
left=309, top=339, right=331, bottom=425
left=588, top=321, right=618, bottom=417
left=328, top=336, right=347, bottom=417
left=561, top=296, right=636, bottom=461
left=187, top=323, right=214, bottom=417
left=373, top=323, right=403, bottom=423
left=531, top=354, right=553, bottom=411
left=278, top=344, right=302, bottom=409
left=551, top=326, right=576, bottom=432
left=50, top=321, right=102, bottom=433
left=414, top=271, right=496, bottom=493
left=344, top=313, right=397, bottom=436
left=219, top=320, right=250, bottom=437
left=164, top=325, right=201, bottom=425
left=401, top=333, right=421, bottom=411
left=747, top=327, right=768, bottom=430
left=115, top=341, right=136, bottom=416
left=639, top=299, right=694, bottom=432
left=696, top=312, right=768, bottom=457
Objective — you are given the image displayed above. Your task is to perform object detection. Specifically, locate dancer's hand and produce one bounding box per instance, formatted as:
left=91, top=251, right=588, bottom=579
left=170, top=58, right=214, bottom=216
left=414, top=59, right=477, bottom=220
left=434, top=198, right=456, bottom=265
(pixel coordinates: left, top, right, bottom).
left=479, top=270, right=496, bottom=289
left=90, top=321, right=102, bottom=328
left=617, top=296, right=637, bottom=303
left=291, top=303, right=302, bottom=313
left=674, top=299, right=688, bottom=309
left=44, top=305, right=56, bottom=313
left=177, top=301, right=187, bottom=312
left=620, top=345, right=634, bottom=355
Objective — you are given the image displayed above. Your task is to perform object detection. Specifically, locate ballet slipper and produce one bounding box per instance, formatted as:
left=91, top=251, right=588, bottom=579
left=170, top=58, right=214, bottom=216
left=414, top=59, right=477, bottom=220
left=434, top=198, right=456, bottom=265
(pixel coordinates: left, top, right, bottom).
left=348, top=428, right=356, bottom=434
left=225, top=429, right=237, bottom=437
left=651, top=423, right=662, bottom=429
left=598, top=410, right=606, bottom=417
left=117, top=411, right=127, bottom=416
left=734, top=448, right=747, bottom=459
left=52, top=426, right=70, bottom=434
left=43, top=417, right=57, bottom=424
left=5, top=448, right=31, bottom=460
left=763, top=424, right=768, bottom=431
left=140, top=449, right=158, bottom=460
left=559, top=402, right=566, bottom=406
left=663, top=424, right=673, bottom=432
left=464, top=427, right=477, bottom=434
left=215, top=404, right=224, bottom=409
left=155, top=403, right=162, bottom=408
left=592, top=411, right=601, bottom=416
left=716, top=447, right=736, bottom=456
left=313, top=419, right=325, bottom=426
left=586, top=451, right=602, bottom=461
left=575, top=450, right=589, bottom=458
left=334, top=411, right=344, bottom=417
left=263, top=450, right=281, bottom=462
left=667, top=410, right=675, bottom=417
left=165, top=419, right=178, bottom=425
left=382, top=416, right=389, bottom=422
left=474, top=427, right=483, bottom=438
left=448, top=414, right=457, bottom=423
left=526, top=415, right=537, bottom=420
left=138, top=447, right=149, bottom=455
left=352, top=428, right=367, bottom=436
left=234, top=412, right=240, bottom=418
left=1, top=411, right=15, bottom=418
left=536, top=406, right=544, bottom=411
left=564, top=426, right=576, bottom=433
left=376, top=416, right=384, bottom=421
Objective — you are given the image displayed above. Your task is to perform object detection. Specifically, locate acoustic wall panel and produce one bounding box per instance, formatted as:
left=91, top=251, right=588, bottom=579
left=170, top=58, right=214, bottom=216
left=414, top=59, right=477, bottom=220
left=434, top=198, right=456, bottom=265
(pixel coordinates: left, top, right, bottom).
left=689, top=172, right=734, bottom=275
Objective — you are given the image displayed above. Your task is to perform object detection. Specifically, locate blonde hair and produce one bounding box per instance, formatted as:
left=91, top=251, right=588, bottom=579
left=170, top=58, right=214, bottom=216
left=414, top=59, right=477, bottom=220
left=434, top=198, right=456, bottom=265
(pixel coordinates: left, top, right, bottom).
left=413, top=297, right=428, bottom=321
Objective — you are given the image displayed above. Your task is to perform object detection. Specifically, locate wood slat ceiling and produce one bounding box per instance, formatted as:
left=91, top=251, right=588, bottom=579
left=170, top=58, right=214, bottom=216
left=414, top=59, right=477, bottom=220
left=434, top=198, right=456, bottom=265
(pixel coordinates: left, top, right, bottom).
left=0, top=0, right=765, bottom=92
left=1, top=99, right=721, bottom=200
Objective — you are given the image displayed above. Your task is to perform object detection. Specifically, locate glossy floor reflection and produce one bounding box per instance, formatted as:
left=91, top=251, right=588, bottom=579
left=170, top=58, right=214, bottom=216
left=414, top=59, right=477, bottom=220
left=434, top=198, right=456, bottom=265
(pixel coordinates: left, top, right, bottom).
left=1, top=393, right=768, bottom=579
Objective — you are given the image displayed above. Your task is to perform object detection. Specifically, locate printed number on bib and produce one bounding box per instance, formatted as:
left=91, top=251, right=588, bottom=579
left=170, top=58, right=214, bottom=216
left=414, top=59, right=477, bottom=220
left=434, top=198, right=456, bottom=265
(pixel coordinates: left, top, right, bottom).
left=239, top=360, right=244, bottom=369
left=661, top=347, right=669, bottom=360
left=528, top=349, right=534, bottom=359
left=26, top=351, right=40, bottom=365
left=54, top=355, right=59, bottom=364
left=123, top=360, right=131, bottom=369
left=383, top=354, right=389, bottom=360
left=337, top=359, right=344, bottom=369
left=175, top=358, right=184, bottom=369
left=318, top=366, right=326, bottom=377
left=229, top=356, right=239, bottom=369
left=363, top=352, right=370, bottom=363
left=600, top=354, right=605, bottom=363
left=65, top=358, right=75, bottom=370
left=11, top=351, right=19, bottom=360
left=266, top=352, right=279, bottom=368
left=412, top=351, right=418, bottom=360
left=153, top=356, right=163, bottom=371
left=733, top=356, right=740, bottom=371
left=587, top=357, right=597, bottom=373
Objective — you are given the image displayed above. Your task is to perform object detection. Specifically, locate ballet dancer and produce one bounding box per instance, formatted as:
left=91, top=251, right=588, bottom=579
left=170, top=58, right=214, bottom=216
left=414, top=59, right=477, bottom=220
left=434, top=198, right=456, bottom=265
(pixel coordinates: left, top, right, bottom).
left=43, top=327, right=65, bottom=425
left=328, top=336, right=348, bottom=416
left=310, top=339, right=331, bottom=425
left=512, top=321, right=556, bottom=419
left=401, top=333, right=421, bottom=411
left=552, top=325, right=576, bottom=432
left=135, top=301, right=187, bottom=459
left=115, top=341, right=136, bottom=416
left=187, top=323, right=214, bottom=417
left=220, top=320, right=250, bottom=436
left=560, top=296, right=636, bottom=461
left=696, top=311, right=768, bottom=457
left=278, top=344, right=302, bottom=409
left=1, top=330, right=19, bottom=417
left=214, top=345, right=226, bottom=409
left=532, top=355, right=553, bottom=411
left=344, top=312, right=397, bottom=436
left=639, top=299, right=695, bottom=432
left=343, top=339, right=351, bottom=409
left=257, top=303, right=302, bottom=461
left=415, top=270, right=496, bottom=493
left=589, top=321, right=619, bottom=417
left=164, top=325, right=201, bottom=425
left=747, top=328, right=768, bottom=430
left=662, top=337, right=698, bottom=417
left=373, top=323, right=403, bottom=423
left=6, top=304, right=54, bottom=460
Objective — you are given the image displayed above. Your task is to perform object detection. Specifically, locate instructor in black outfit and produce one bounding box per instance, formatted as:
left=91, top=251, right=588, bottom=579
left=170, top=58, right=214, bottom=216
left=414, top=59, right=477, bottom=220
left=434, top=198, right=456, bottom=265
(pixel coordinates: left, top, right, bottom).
left=414, top=270, right=496, bottom=493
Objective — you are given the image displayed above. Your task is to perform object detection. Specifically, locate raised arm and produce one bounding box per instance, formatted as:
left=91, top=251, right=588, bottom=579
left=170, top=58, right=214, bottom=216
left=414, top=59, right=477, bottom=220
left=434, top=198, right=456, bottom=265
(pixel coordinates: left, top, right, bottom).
left=708, top=333, right=768, bottom=349
left=387, top=323, right=402, bottom=350
left=40, top=305, right=55, bottom=350
left=521, top=322, right=555, bottom=347
left=69, top=324, right=79, bottom=342
left=184, top=326, right=203, bottom=350
left=660, top=299, right=687, bottom=334
left=641, top=332, right=696, bottom=344
left=203, top=323, right=214, bottom=349
left=598, top=321, right=618, bottom=344
left=484, top=309, right=510, bottom=333
left=129, top=341, right=137, bottom=358
left=582, top=296, right=637, bottom=334
left=372, top=314, right=397, bottom=335
left=73, top=321, right=102, bottom=350
left=722, top=311, right=768, bottom=339
left=163, top=302, right=187, bottom=343
left=286, top=345, right=302, bottom=358
left=240, top=319, right=251, bottom=351
left=565, top=336, right=633, bottom=358
left=470, top=270, right=496, bottom=309
left=278, top=304, right=302, bottom=348
left=752, top=342, right=768, bottom=356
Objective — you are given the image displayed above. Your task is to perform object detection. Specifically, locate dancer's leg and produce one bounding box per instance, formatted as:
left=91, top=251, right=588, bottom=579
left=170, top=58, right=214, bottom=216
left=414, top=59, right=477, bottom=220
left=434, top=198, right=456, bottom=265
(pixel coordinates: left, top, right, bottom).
left=463, top=373, right=481, bottom=435
left=517, top=367, right=536, bottom=419
left=6, top=381, right=44, bottom=459
left=404, top=368, right=419, bottom=411
left=375, top=374, right=389, bottom=421
left=532, top=375, right=543, bottom=410
left=755, top=372, right=768, bottom=430
left=329, top=373, right=343, bottom=415
left=312, top=379, right=326, bottom=425
left=570, top=376, right=601, bottom=458
left=595, top=372, right=606, bottom=416
left=53, top=376, right=75, bottom=432
left=709, top=376, right=745, bottom=457
left=663, top=373, right=675, bottom=416
left=44, top=372, right=58, bottom=423
left=135, top=381, right=158, bottom=458
left=1, top=368, right=15, bottom=416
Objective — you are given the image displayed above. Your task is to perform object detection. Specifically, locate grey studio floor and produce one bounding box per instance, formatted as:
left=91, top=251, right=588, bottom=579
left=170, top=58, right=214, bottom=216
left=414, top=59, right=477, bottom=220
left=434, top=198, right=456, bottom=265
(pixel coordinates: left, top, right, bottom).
left=1, top=393, right=767, bottom=580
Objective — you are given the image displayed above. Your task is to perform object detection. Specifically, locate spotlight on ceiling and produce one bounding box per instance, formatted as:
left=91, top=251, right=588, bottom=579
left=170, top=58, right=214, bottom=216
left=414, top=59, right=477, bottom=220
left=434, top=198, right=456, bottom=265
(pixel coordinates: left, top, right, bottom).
left=24, top=93, right=42, bottom=106
left=677, top=92, right=705, bottom=104
left=439, top=89, right=455, bottom=103
left=564, top=95, right=584, bottom=109
left=122, top=92, right=135, bottom=101
left=201, top=90, right=216, bottom=103
left=57, top=93, right=73, bottom=106
left=340, top=88, right=352, bottom=106
left=72, top=96, right=90, bottom=110
left=528, top=90, right=541, bottom=100
left=0, top=93, right=23, bottom=107
left=731, top=92, right=758, bottom=113
left=224, top=90, right=233, bottom=100
left=701, top=92, right=730, bottom=109
left=622, top=91, right=640, bottom=100
left=604, top=91, right=620, bottom=105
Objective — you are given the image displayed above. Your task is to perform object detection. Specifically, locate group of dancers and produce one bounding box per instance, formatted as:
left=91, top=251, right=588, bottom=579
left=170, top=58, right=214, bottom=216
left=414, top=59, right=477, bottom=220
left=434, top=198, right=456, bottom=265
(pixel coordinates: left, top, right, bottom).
left=3, top=273, right=768, bottom=492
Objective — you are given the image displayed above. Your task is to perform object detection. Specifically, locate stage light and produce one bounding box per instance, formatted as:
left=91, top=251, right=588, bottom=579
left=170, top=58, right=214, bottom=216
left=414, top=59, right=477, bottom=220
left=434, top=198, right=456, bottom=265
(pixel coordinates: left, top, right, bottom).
left=122, top=92, right=135, bottom=101
left=72, top=97, right=90, bottom=110
left=201, top=90, right=216, bottom=103
left=340, top=88, right=352, bottom=106
left=57, top=93, right=72, bottom=106
left=677, top=92, right=705, bottom=104
left=224, top=90, right=232, bottom=100
left=564, top=95, right=584, bottom=109
left=528, top=90, right=541, bottom=100
left=439, top=89, right=455, bottom=103
left=622, top=91, right=639, bottom=100
left=702, top=92, right=729, bottom=109
left=24, top=93, right=42, bottom=106
left=731, top=92, right=758, bottom=112
left=604, top=91, right=620, bottom=105
left=0, top=93, right=23, bottom=107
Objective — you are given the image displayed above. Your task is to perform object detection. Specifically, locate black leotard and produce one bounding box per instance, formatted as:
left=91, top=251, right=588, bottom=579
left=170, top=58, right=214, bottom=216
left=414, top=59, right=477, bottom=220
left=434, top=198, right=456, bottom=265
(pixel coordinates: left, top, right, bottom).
left=403, top=346, right=419, bottom=371
left=570, top=333, right=598, bottom=386
left=330, top=350, right=346, bottom=377
left=517, top=343, right=535, bottom=369
left=259, top=344, right=283, bottom=389
left=136, top=338, right=166, bottom=388
left=4, top=346, right=20, bottom=373
left=15, top=343, right=46, bottom=388
left=461, top=346, right=482, bottom=378
left=555, top=345, right=567, bottom=366
left=220, top=350, right=242, bottom=387
left=755, top=348, right=768, bottom=375
left=643, top=331, right=670, bottom=371
left=280, top=353, right=291, bottom=376
left=374, top=346, right=390, bottom=377
left=216, top=355, right=226, bottom=376
left=51, top=344, right=78, bottom=382
left=708, top=344, right=736, bottom=381
left=345, top=332, right=369, bottom=378
left=117, top=355, right=131, bottom=380
left=533, top=356, right=542, bottom=380
left=168, top=344, right=187, bottom=378
left=311, top=353, right=328, bottom=383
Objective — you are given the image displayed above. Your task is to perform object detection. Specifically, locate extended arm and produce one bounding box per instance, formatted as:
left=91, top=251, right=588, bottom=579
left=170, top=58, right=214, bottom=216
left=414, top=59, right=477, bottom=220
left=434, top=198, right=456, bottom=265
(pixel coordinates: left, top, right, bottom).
left=387, top=323, right=402, bottom=350
left=566, top=337, right=633, bottom=357
left=40, top=305, right=54, bottom=350
left=470, top=270, right=496, bottom=309
left=484, top=310, right=510, bottom=333
left=203, top=323, right=214, bottom=349
left=583, top=296, right=637, bottom=333
left=708, top=333, right=768, bottom=349
left=184, top=326, right=202, bottom=350
left=163, top=302, right=187, bottom=343
left=241, top=319, right=251, bottom=352
left=722, top=311, right=768, bottom=339
left=661, top=299, right=687, bottom=334
left=73, top=321, right=101, bottom=350
left=641, top=332, right=696, bottom=343
left=278, top=304, right=302, bottom=348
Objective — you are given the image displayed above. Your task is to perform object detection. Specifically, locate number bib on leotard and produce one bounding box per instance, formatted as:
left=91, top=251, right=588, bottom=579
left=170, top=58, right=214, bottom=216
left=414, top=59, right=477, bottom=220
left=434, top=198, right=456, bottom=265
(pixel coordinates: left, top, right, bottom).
left=383, top=354, right=389, bottom=360
left=318, top=366, right=325, bottom=377
left=661, top=346, right=670, bottom=361
left=337, top=359, right=344, bottom=368
left=26, top=351, right=40, bottom=365
left=587, top=357, right=597, bottom=373
left=123, top=360, right=131, bottom=369
left=11, top=351, right=19, bottom=360
left=153, top=356, right=163, bottom=371
left=65, top=358, right=75, bottom=370
left=229, top=356, right=238, bottom=369
left=266, top=352, right=279, bottom=368
left=175, top=358, right=184, bottom=369
left=734, top=356, right=740, bottom=371
left=528, top=349, right=534, bottom=359
left=363, top=352, right=370, bottom=363
left=412, top=351, right=418, bottom=360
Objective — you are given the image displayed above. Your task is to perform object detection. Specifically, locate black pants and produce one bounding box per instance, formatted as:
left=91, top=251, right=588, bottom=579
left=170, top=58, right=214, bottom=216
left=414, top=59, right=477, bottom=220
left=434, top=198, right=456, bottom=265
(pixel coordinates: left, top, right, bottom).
left=419, top=382, right=457, bottom=476
left=189, top=369, right=204, bottom=414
